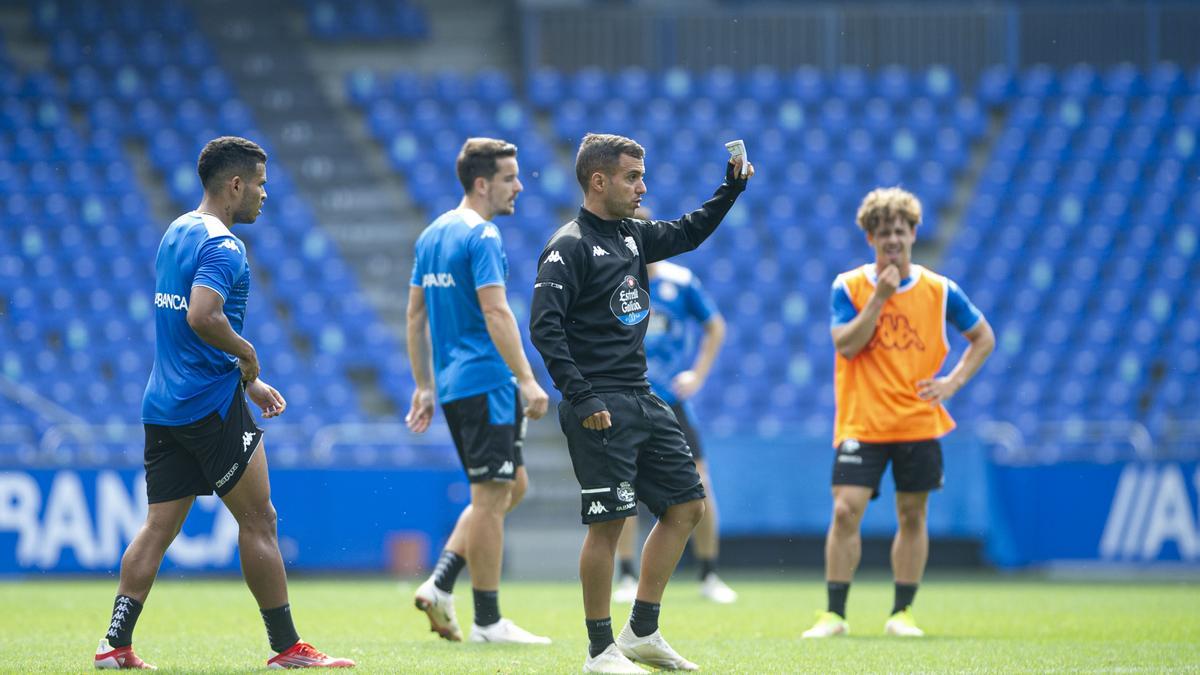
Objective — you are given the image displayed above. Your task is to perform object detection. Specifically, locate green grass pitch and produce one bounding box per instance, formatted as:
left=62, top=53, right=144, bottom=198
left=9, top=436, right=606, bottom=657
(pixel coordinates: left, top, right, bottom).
left=3, top=574, right=1198, bottom=672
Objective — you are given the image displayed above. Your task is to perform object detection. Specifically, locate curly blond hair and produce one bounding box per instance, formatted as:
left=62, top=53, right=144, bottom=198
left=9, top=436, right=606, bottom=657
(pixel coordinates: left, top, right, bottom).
left=855, top=187, right=922, bottom=235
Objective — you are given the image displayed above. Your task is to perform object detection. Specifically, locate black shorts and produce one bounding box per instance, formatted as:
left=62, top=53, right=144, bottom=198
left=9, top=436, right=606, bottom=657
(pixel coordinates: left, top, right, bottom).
left=144, top=384, right=263, bottom=504
left=442, top=382, right=525, bottom=483
left=559, top=389, right=705, bottom=524
left=831, top=438, right=944, bottom=499
left=669, top=401, right=704, bottom=461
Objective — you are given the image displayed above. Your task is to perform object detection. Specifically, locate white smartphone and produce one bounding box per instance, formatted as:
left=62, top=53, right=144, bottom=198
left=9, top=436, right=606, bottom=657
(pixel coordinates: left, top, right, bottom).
left=724, top=139, right=749, bottom=176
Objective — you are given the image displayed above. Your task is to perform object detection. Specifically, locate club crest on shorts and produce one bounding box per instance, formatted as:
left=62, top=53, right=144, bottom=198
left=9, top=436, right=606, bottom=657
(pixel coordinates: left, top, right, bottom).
left=840, top=439, right=860, bottom=454
left=616, top=481, right=636, bottom=503
left=610, top=275, right=650, bottom=325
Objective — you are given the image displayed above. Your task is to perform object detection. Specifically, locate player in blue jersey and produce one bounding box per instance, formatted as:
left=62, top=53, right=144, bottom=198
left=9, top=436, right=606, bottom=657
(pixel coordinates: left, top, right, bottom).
left=611, top=216, right=736, bottom=606
left=612, top=259, right=735, bottom=605
left=405, top=138, right=552, bottom=645
left=95, top=137, right=354, bottom=670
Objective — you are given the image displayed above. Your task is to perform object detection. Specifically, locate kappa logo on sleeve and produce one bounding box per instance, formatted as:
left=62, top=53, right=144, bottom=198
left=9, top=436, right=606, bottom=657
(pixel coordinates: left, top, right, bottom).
left=481, top=225, right=500, bottom=239
left=544, top=250, right=564, bottom=265
left=592, top=246, right=609, bottom=256
left=218, top=240, right=240, bottom=253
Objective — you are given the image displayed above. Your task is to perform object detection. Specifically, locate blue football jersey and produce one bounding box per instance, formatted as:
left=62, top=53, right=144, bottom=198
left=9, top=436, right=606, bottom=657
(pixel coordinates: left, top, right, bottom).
left=645, top=261, right=720, bottom=406
left=142, top=212, right=249, bottom=425
left=410, top=208, right=513, bottom=404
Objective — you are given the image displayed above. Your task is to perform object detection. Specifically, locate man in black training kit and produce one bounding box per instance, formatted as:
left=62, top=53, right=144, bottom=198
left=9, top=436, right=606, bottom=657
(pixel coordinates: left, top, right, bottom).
left=530, top=133, right=754, bottom=673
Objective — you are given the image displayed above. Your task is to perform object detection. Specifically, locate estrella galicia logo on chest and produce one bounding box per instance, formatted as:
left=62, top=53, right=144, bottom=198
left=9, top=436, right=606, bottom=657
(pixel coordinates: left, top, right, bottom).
left=610, top=275, right=650, bottom=326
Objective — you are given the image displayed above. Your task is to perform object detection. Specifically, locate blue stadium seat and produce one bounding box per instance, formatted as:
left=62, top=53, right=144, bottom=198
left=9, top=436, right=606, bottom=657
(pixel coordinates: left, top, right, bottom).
left=660, top=67, right=693, bottom=102
left=527, top=68, right=563, bottom=109
left=1103, top=62, right=1144, bottom=97
left=876, top=64, right=912, bottom=102
left=745, top=65, right=783, bottom=104
left=922, top=65, right=959, bottom=101
left=570, top=67, right=609, bottom=105
left=474, top=68, right=513, bottom=104
left=1019, top=64, right=1058, bottom=98
left=789, top=66, right=825, bottom=103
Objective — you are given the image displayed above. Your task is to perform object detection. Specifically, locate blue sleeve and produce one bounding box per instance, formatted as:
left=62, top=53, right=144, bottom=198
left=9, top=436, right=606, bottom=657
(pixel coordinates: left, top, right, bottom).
left=687, top=277, right=719, bottom=324
left=830, top=279, right=857, bottom=327
left=469, top=225, right=507, bottom=289
left=946, top=278, right=983, bottom=332
left=409, top=251, right=421, bottom=287
left=193, top=238, right=244, bottom=301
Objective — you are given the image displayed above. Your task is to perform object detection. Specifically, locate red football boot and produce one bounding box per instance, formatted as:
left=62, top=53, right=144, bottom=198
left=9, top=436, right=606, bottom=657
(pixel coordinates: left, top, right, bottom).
left=94, top=639, right=156, bottom=669
left=267, top=641, right=356, bottom=669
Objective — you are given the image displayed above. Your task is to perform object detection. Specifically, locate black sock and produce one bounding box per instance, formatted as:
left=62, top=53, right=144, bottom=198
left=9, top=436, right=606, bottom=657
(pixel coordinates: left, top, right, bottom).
left=618, top=558, right=636, bottom=579
left=827, top=581, right=850, bottom=619
left=893, top=583, right=919, bottom=615
left=260, top=604, right=300, bottom=654
left=698, top=557, right=716, bottom=580
left=473, top=589, right=500, bottom=627
left=105, top=595, right=143, bottom=648
left=432, top=550, right=467, bottom=593
left=586, top=617, right=614, bottom=658
left=629, top=599, right=660, bottom=637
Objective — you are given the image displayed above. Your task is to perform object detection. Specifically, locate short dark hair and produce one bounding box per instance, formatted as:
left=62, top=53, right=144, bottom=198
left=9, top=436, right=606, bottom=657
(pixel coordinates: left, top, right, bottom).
left=575, top=133, right=645, bottom=192
left=456, top=137, right=518, bottom=194
left=197, top=136, right=267, bottom=191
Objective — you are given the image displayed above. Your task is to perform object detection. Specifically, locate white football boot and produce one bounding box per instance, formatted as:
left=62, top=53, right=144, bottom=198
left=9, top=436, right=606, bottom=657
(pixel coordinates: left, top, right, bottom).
left=414, top=577, right=462, bottom=641
left=582, top=643, right=648, bottom=673
left=469, top=618, right=552, bottom=644
left=616, top=623, right=699, bottom=671
left=699, top=574, right=738, bottom=604
left=612, top=575, right=639, bottom=604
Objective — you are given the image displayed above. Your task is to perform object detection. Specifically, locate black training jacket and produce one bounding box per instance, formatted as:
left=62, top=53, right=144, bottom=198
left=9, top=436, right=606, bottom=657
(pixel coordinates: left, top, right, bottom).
left=529, top=163, right=747, bottom=421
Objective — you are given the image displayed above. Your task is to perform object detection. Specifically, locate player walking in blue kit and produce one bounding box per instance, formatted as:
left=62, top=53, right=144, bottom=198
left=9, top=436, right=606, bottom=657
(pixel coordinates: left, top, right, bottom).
left=94, top=136, right=353, bottom=670
left=613, top=254, right=737, bottom=605
left=405, top=138, right=551, bottom=645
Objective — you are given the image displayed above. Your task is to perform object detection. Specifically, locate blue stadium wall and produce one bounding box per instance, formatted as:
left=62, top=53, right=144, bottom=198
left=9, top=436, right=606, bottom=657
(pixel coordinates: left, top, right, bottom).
left=0, top=467, right=466, bottom=576
left=3, top=453, right=1197, bottom=574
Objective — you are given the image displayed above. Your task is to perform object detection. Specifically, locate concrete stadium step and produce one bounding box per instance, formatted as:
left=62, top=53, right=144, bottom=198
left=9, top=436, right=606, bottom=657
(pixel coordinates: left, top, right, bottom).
left=184, top=0, right=419, bottom=337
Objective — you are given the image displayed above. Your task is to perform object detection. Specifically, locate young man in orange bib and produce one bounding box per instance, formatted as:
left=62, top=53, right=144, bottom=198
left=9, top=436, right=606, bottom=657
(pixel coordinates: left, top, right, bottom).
left=803, top=187, right=994, bottom=638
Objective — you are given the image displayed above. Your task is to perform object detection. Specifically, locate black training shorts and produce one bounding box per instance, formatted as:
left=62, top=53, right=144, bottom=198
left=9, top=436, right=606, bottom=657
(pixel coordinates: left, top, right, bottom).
left=831, top=438, right=944, bottom=499
left=442, top=381, right=526, bottom=483
left=669, top=401, right=704, bottom=461
left=559, top=389, right=705, bottom=524
left=144, top=383, right=263, bottom=504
